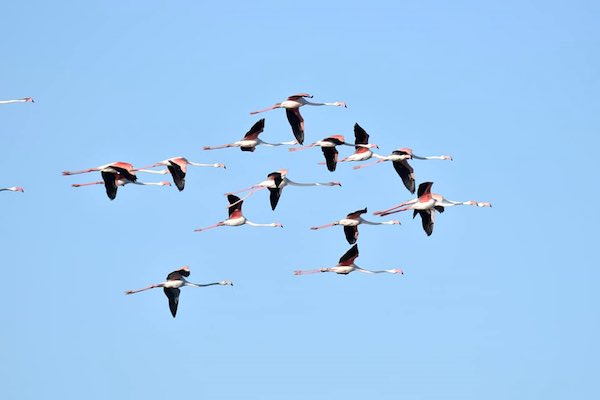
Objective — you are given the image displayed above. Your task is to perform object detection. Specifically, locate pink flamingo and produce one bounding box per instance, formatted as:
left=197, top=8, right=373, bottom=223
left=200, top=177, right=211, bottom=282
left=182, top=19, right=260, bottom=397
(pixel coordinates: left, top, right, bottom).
left=194, top=194, right=283, bottom=232
left=289, top=134, right=355, bottom=172
left=72, top=173, right=171, bottom=200
left=203, top=119, right=296, bottom=152
left=62, top=161, right=166, bottom=177
left=310, top=207, right=400, bottom=244
left=227, top=169, right=341, bottom=210
left=0, top=97, right=34, bottom=105
left=250, top=93, right=347, bottom=145
left=353, top=148, right=453, bottom=193
left=294, top=244, right=403, bottom=276
left=374, top=182, right=491, bottom=236
left=125, top=266, right=233, bottom=318
left=137, top=156, right=225, bottom=191
left=335, top=123, right=381, bottom=163
left=0, top=186, right=24, bottom=193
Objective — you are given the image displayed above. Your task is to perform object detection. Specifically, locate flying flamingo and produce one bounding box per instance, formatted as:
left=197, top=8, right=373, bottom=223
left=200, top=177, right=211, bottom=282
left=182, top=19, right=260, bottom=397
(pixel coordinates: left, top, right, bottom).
left=353, top=148, right=453, bottom=193
left=125, top=266, right=233, bottom=318
left=334, top=123, right=381, bottom=164
left=194, top=194, right=283, bottom=232
left=226, top=169, right=341, bottom=210
left=294, top=244, right=403, bottom=276
left=62, top=161, right=167, bottom=177
left=71, top=173, right=171, bottom=200
left=374, top=182, right=491, bottom=236
left=0, top=97, right=34, bottom=105
left=289, top=135, right=355, bottom=172
left=203, top=119, right=296, bottom=152
left=249, top=93, right=347, bottom=145
left=310, top=207, right=400, bottom=244
left=0, top=186, right=24, bottom=193
left=137, top=156, right=226, bottom=191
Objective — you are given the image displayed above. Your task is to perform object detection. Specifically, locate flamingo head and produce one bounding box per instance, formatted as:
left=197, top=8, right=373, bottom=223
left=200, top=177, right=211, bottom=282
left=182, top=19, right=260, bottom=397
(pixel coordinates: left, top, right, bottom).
left=478, top=202, right=493, bottom=208
left=274, top=222, right=284, bottom=228
left=22, top=97, right=34, bottom=103
left=214, top=163, right=226, bottom=169
left=442, top=155, right=453, bottom=161
left=391, top=269, right=404, bottom=275
left=219, top=280, right=234, bottom=286
left=331, top=181, right=342, bottom=187
left=369, top=143, right=380, bottom=149
left=9, top=186, right=24, bottom=192
left=334, top=101, right=347, bottom=108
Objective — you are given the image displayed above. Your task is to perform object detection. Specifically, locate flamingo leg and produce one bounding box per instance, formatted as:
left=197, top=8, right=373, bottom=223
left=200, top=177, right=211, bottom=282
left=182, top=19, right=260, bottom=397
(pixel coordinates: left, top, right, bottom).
left=288, top=144, right=316, bottom=152
left=249, top=105, right=279, bottom=115
left=124, top=283, right=162, bottom=295
left=310, top=222, right=337, bottom=230
left=194, top=222, right=225, bottom=232
left=353, top=159, right=386, bottom=170
left=203, top=143, right=236, bottom=150
left=293, top=268, right=327, bottom=275
left=226, top=187, right=265, bottom=208
left=72, top=181, right=103, bottom=187
left=373, top=203, right=409, bottom=216
left=62, top=168, right=98, bottom=176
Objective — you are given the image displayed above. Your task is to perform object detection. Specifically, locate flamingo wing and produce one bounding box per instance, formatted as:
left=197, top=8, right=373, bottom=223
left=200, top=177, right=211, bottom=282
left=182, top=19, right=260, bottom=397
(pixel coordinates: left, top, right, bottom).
left=287, top=93, right=312, bottom=100
left=392, top=159, right=415, bottom=194
left=343, top=225, right=359, bottom=245
left=268, top=187, right=283, bottom=210
left=286, top=108, right=304, bottom=144
left=339, top=244, right=359, bottom=265
left=101, top=171, right=119, bottom=200
left=267, top=172, right=284, bottom=188
left=324, top=135, right=346, bottom=145
left=321, top=147, right=338, bottom=172
left=353, top=123, right=370, bottom=147
left=167, top=162, right=186, bottom=191
left=227, top=194, right=243, bottom=217
left=163, top=288, right=180, bottom=318
left=243, top=119, right=265, bottom=140
left=110, top=166, right=137, bottom=182
left=167, top=268, right=190, bottom=280
left=414, top=209, right=435, bottom=236
left=417, top=181, right=433, bottom=198
left=346, top=208, right=368, bottom=219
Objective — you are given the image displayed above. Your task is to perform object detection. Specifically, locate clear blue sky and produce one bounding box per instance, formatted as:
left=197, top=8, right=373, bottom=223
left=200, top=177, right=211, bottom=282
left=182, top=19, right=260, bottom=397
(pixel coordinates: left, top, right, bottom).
left=1, top=1, right=598, bottom=399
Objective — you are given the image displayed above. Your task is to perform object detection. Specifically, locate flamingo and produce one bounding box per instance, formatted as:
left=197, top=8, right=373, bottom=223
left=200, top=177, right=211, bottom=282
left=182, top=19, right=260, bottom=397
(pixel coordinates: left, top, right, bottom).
left=71, top=173, right=171, bottom=200
left=0, top=97, right=34, bottom=105
left=353, top=148, right=453, bottom=193
left=249, top=93, right=347, bottom=144
left=194, top=194, right=283, bottom=232
left=294, top=244, right=403, bottom=276
left=289, top=135, right=355, bottom=172
left=226, top=169, right=341, bottom=211
left=335, top=123, right=381, bottom=164
left=62, top=161, right=167, bottom=177
left=310, top=208, right=400, bottom=244
left=125, top=266, right=233, bottom=318
left=137, top=157, right=226, bottom=191
left=374, top=182, right=439, bottom=236
left=0, top=187, right=24, bottom=193
left=203, top=119, right=296, bottom=152
left=374, top=182, right=491, bottom=236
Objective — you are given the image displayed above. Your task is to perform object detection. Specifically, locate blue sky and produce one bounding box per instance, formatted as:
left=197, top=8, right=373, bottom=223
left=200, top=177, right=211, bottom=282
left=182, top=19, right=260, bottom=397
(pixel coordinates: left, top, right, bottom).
left=1, top=1, right=598, bottom=399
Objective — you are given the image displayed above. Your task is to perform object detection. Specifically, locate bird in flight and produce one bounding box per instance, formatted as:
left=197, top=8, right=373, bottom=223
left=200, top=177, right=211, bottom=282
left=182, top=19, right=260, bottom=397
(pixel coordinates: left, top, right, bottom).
left=294, top=244, right=403, bottom=276
left=203, top=119, right=296, bottom=151
left=353, top=147, right=452, bottom=193
left=250, top=93, right=347, bottom=145
left=289, top=134, right=355, bottom=172
left=0, top=97, right=34, bottom=105
left=194, top=194, right=283, bottom=232
left=310, top=207, right=400, bottom=244
left=0, top=186, right=24, bottom=193
left=227, top=169, right=341, bottom=210
left=125, top=266, right=233, bottom=318
left=336, top=123, right=381, bottom=164
left=137, top=156, right=225, bottom=191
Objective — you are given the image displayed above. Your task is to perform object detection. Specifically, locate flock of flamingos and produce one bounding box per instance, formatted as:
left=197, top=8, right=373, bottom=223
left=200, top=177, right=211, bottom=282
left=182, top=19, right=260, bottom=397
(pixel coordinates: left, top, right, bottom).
left=2, top=93, right=491, bottom=317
